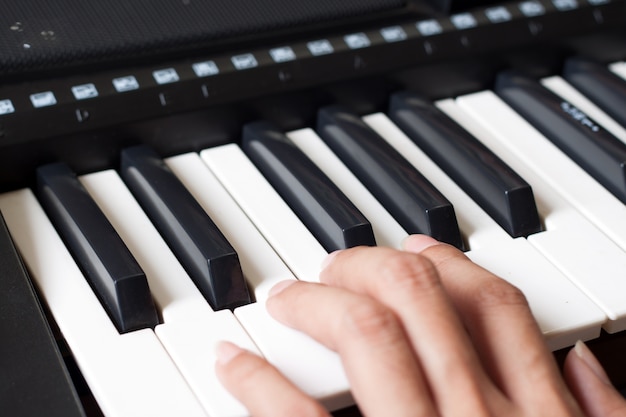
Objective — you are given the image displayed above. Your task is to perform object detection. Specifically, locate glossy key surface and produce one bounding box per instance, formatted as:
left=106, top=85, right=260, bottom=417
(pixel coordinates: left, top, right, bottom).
left=365, top=111, right=605, bottom=349
left=389, top=92, right=541, bottom=238
left=287, top=128, right=408, bottom=249
left=201, top=144, right=328, bottom=282
left=563, top=57, right=626, bottom=127
left=166, top=152, right=297, bottom=302
left=495, top=70, right=626, bottom=204
left=242, top=121, right=376, bottom=251
left=0, top=189, right=207, bottom=417
left=80, top=169, right=260, bottom=417
left=316, top=105, right=463, bottom=250
left=453, top=91, right=626, bottom=333
left=120, top=145, right=251, bottom=311
left=36, top=162, right=158, bottom=333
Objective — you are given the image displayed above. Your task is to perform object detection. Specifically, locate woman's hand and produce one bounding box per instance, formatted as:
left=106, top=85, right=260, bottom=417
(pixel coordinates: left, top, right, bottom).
left=215, top=235, right=626, bottom=417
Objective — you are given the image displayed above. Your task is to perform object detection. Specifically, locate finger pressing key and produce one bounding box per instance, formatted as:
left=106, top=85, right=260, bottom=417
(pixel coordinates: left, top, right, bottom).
left=402, top=235, right=582, bottom=416
left=266, top=280, right=436, bottom=417
left=215, top=341, right=329, bottom=417
left=318, top=243, right=503, bottom=416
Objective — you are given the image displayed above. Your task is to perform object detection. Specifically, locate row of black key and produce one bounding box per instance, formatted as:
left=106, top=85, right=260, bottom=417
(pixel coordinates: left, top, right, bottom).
left=29, top=57, right=626, bottom=338
left=4, top=57, right=626, bottom=416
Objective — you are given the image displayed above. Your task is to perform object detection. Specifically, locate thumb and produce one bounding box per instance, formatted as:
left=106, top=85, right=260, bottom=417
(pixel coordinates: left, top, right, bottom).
left=563, top=340, right=626, bottom=417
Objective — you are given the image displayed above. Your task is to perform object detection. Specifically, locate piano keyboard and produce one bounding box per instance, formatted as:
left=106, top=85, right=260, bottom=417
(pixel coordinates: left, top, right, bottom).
left=2, top=61, right=626, bottom=416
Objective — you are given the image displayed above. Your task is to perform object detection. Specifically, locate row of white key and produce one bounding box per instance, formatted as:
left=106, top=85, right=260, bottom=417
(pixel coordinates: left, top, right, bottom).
left=0, top=189, right=208, bottom=417
left=80, top=169, right=260, bottom=417
left=86, top=153, right=352, bottom=413
left=166, top=153, right=353, bottom=412
left=0, top=165, right=352, bottom=415
left=3, top=62, right=625, bottom=416
left=199, top=116, right=607, bottom=349
left=451, top=85, right=626, bottom=333
left=362, top=113, right=606, bottom=349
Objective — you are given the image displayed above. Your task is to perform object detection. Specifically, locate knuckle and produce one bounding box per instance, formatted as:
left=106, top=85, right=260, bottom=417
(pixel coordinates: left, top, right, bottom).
left=341, top=301, right=401, bottom=342
left=379, top=252, right=440, bottom=293
left=476, top=279, right=528, bottom=309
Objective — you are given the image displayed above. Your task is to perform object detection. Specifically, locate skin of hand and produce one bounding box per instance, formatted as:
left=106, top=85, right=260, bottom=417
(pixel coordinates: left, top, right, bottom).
left=215, top=234, right=626, bottom=417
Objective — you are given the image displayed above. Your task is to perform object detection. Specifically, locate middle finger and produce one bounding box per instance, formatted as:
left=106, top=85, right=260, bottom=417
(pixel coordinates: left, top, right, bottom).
left=319, top=246, right=502, bottom=416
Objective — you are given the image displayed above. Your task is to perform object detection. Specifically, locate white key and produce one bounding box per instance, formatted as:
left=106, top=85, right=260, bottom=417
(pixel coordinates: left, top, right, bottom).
left=156, top=312, right=262, bottom=417
left=199, top=146, right=353, bottom=409
left=363, top=112, right=511, bottom=250
left=200, top=144, right=328, bottom=282
left=80, top=170, right=262, bottom=416
left=456, top=90, right=626, bottom=252
left=541, top=75, right=626, bottom=143
left=366, top=109, right=605, bottom=349
left=286, top=128, right=408, bottom=249
left=610, top=61, right=626, bottom=80
left=79, top=170, right=213, bottom=322
left=234, top=302, right=353, bottom=411
left=0, top=189, right=206, bottom=417
left=362, top=112, right=605, bottom=347
left=466, top=238, right=604, bottom=350
left=165, top=152, right=296, bottom=302
left=449, top=93, right=626, bottom=333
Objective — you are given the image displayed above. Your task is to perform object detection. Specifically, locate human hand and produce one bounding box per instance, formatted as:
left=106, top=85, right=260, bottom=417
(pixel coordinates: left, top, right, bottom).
left=215, top=235, right=626, bottom=417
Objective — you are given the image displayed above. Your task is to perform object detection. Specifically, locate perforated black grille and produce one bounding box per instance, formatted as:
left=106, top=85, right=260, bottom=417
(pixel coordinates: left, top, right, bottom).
left=0, top=0, right=405, bottom=76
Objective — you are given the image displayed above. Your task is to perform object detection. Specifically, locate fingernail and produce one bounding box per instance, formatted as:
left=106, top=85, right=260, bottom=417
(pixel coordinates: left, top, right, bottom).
left=268, top=280, right=296, bottom=297
left=402, top=234, right=440, bottom=253
left=574, top=340, right=612, bottom=385
left=215, top=341, right=245, bottom=365
left=321, top=250, right=341, bottom=270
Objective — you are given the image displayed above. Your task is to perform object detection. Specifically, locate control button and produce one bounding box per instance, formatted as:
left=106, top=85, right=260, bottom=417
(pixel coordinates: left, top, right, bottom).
left=485, top=6, right=513, bottom=22
left=192, top=60, right=219, bottom=77
left=307, top=39, right=334, bottom=56
left=30, top=92, right=57, bottom=108
left=72, top=83, right=99, bottom=100
left=519, top=1, right=546, bottom=16
left=451, top=13, right=477, bottom=29
left=113, top=76, right=140, bottom=92
left=380, top=26, right=408, bottom=42
left=231, top=54, right=258, bottom=70
left=153, top=68, right=180, bottom=85
left=344, top=33, right=371, bottom=49
left=416, top=19, right=443, bottom=36
left=269, top=47, right=296, bottom=63
left=0, top=99, right=15, bottom=115
left=553, top=0, right=579, bottom=9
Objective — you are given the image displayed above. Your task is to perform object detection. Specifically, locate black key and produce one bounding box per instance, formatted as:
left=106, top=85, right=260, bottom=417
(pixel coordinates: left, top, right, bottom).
left=563, top=57, right=626, bottom=128
left=495, top=70, right=626, bottom=204
left=0, top=212, right=86, bottom=417
left=317, top=105, right=464, bottom=250
left=389, top=92, right=542, bottom=238
left=120, top=145, right=252, bottom=310
left=36, top=163, right=159, bottom=333
left=242, top=121, right=376, bottom=252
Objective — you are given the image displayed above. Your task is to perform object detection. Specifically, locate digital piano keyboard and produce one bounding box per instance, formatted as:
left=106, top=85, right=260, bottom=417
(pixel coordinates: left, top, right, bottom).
left=1, top=0, right=626, bottom=415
